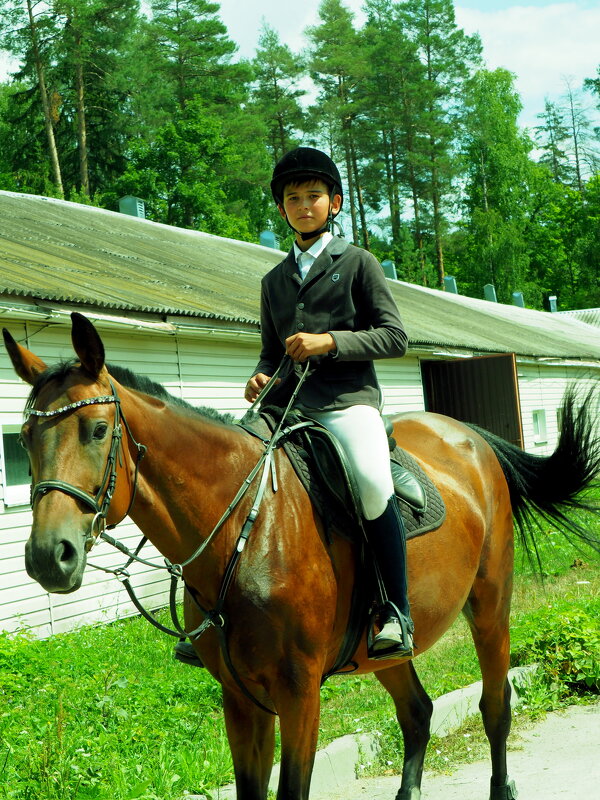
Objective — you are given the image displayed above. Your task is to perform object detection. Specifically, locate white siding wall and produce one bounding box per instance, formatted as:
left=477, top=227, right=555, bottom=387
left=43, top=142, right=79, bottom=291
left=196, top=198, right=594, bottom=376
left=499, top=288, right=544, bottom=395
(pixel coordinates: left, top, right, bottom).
left=377, top=356, right=426, bottom=413
left=0, top=320, right=264, bottom=637
left=517, top=362, right=599, bottom=455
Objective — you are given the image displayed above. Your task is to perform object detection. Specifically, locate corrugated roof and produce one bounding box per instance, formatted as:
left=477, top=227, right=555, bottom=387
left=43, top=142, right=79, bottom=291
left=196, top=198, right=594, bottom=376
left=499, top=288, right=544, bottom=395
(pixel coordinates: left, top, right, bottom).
left=1, top=191, right=600, bottom=360
left=0, top=191, right=279, bottom=324
left=558, top=308, right=600, bottom=329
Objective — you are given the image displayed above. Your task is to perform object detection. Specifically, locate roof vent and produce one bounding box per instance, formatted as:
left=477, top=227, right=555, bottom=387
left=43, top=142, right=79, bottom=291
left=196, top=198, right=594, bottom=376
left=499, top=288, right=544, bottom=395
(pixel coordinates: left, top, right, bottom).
left=512, top=292, right=525, bottom=308
left=381, top=259, right=397, bottom=279
left=260, top=230, right=280, bottom=249
left=119, top=195, right=146, bottom=218
left=444, top=275, right=458, bottom=293
left=484, top=284, right=497, bottom=303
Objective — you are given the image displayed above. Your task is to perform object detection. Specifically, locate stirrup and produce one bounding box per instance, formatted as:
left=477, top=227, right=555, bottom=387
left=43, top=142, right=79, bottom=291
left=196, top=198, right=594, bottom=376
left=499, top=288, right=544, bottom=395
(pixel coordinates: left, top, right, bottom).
left=174, top=640, right=205, bottom=668
left=367, top=604, right=414, bottom=661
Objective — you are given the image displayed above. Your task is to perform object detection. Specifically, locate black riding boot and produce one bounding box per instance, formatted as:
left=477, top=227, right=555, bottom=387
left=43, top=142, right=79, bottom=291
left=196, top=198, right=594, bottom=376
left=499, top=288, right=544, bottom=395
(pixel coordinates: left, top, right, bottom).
left=364, top=495, right=414, bottom=659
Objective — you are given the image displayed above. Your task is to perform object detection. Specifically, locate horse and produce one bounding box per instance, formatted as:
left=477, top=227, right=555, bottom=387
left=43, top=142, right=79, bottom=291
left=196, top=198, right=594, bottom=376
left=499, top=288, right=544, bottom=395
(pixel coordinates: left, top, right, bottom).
left=3, top=312, right=600, bottom=800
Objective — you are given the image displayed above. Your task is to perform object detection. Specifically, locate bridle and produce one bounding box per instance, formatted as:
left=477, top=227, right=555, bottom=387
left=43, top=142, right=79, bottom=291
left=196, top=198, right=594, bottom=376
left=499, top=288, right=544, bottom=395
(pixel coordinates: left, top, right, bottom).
left=26, top=380, right=146, bottom=551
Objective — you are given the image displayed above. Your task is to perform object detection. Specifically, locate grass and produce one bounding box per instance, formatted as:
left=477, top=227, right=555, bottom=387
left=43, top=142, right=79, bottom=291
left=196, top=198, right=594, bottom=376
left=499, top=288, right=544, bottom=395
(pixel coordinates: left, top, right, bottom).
left=1, top=525, right=599, bottom=799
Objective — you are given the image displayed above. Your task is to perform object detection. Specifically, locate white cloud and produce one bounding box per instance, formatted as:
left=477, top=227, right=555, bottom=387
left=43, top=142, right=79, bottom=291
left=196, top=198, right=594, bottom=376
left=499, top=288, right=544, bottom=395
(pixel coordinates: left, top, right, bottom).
left=455, top=3, right=600, bottom=128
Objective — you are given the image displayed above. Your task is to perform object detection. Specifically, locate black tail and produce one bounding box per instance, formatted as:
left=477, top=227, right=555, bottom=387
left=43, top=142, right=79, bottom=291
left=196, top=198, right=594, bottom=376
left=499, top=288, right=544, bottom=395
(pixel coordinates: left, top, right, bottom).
left=467, top=386, right=600, bottom=569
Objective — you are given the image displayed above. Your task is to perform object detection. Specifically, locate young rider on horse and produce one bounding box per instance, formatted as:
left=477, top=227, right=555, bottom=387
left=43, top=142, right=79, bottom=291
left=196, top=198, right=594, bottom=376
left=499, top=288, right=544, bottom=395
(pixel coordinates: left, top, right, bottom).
left=244, top=147, right=414, bottom=659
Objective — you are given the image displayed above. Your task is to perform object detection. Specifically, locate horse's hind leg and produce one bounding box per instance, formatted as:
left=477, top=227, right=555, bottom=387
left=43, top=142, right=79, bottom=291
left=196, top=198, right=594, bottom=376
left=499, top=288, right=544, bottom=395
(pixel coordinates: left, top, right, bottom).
left=464, top=555, right=518, bottom=800
left=376, top=660, right=433, bottom=800
left=222, top=685, right=276, bottom=800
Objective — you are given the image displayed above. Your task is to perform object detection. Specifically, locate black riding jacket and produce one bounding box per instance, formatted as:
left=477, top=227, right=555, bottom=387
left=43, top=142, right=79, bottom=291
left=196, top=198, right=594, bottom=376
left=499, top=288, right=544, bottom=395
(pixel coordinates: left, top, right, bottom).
left=253, top=236, right=408, bottom=411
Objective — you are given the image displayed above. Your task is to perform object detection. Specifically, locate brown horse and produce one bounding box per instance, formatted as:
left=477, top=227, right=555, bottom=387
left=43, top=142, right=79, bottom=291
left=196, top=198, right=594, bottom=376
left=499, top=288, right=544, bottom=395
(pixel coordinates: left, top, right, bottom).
left=3, top=313, right=599, bottom=800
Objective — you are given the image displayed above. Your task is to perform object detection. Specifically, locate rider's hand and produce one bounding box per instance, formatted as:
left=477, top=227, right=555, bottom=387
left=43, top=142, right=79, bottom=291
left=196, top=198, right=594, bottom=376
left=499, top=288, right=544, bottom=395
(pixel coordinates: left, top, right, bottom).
left=285, top=332, right=336, bottom=362
left=244, top=372, right=279, bottom=403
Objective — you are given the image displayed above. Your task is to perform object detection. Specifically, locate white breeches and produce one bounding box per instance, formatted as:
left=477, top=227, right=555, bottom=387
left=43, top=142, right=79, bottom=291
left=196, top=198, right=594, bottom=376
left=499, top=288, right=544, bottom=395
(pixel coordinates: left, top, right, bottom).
left=302, top=405, right=394, bottom=520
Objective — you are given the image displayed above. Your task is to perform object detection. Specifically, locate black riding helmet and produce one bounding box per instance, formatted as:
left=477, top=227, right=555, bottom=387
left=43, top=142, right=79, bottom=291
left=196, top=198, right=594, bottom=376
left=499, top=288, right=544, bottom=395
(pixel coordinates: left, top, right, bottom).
left=271, top=147, right=343, bottom=240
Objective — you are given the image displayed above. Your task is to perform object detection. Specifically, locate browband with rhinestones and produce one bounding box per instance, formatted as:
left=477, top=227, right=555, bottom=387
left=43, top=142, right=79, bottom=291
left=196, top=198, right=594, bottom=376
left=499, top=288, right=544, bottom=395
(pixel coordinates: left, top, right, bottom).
left=26, top=395, right=118, bottom=418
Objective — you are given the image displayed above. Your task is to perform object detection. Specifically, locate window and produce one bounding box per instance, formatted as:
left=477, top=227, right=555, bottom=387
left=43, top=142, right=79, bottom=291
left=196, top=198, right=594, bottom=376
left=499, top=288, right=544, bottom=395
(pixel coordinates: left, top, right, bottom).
left=532, top=409, right=547, bottom=444
left=1, top=427, right=30, bottom=506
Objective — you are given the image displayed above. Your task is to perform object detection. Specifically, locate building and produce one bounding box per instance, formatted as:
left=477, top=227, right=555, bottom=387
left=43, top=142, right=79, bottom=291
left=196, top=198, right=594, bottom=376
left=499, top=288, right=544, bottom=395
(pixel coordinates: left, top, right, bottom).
left=1, top=191, right=599, bottom=636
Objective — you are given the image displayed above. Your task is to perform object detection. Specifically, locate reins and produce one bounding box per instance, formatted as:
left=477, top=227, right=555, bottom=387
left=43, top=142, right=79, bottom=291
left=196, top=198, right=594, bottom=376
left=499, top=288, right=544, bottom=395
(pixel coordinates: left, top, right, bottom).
left=29, top=358, right=311, bottom=715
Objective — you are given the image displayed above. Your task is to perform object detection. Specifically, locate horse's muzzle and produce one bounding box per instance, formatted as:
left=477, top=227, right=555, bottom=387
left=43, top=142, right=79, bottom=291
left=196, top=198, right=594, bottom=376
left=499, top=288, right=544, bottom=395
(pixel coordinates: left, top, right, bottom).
left=25, top=532, right=86, bottom=593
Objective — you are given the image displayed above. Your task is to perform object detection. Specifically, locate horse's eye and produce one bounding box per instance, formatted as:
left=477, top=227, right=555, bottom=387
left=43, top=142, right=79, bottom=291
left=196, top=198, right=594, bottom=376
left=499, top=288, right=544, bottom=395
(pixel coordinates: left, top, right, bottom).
left=93, top=423, right=109, bottom=441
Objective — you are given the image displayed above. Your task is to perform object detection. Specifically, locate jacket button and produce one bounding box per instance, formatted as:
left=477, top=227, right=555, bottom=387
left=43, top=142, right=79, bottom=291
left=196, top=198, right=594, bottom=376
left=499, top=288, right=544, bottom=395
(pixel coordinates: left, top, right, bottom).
left=297, top=302, right=305, bottom=309
left=297, top=322, right=305, bottom=330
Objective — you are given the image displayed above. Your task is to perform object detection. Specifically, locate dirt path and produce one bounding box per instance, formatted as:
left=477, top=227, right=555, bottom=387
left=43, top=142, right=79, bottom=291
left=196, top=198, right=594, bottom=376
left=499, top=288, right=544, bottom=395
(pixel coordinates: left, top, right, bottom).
left=312, top=701, right=600, bottom=799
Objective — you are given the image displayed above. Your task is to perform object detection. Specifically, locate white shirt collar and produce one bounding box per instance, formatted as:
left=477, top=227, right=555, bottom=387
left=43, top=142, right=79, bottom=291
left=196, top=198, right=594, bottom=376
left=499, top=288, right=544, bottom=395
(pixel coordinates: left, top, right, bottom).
left=293, top=232, right=333, bottom=279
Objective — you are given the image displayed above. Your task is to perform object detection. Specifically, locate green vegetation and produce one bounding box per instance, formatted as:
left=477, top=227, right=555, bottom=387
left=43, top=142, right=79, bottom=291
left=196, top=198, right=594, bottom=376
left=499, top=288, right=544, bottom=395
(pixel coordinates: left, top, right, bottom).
left=0, top=1, right=599, bottom=306
left=1, top=525, right=598, bottom=799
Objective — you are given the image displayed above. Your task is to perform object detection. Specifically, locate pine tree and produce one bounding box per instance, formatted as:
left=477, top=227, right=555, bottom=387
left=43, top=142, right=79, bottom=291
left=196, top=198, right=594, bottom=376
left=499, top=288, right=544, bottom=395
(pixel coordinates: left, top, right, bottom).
left=454, top=68, right=533, bottom=303
left=359, top=0, right=430, bottom=281
left=307, top=0, right=370, bottom=247
left=145, top=0, right=240, bottom=113
left=534, top=100, right=573, bottom=184
left=399, top=0, right=481, bottom=287
left=250, top=24, right=306, bottom=163
left=560, top=79, right=600, bottom=191
left=54, top=0, right=141, bottom=198
left=0, top=0, right=65, bottom=196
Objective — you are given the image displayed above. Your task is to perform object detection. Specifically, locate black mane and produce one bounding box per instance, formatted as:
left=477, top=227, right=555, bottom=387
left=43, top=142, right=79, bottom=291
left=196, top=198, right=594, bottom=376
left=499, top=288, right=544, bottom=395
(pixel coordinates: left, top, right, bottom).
left=25, top=359, right=236, bottom=425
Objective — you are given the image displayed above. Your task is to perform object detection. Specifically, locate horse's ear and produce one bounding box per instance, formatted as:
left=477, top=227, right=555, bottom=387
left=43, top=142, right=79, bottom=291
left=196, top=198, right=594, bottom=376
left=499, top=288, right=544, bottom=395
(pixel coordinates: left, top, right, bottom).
left=71, top=312, right=106, bottom=379
left=2, top=328, right=48, bottom=385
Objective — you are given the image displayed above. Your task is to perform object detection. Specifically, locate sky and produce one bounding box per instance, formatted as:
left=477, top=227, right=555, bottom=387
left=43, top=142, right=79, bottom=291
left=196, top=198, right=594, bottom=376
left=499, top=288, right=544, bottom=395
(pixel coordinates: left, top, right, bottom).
left=214, top=0, right=600, bottom=131
left=0, top=1, right=598, bottom=131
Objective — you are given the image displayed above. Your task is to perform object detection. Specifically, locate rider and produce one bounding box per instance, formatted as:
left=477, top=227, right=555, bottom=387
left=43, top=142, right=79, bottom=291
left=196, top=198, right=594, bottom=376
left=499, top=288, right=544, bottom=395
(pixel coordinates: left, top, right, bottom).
left=244, top=147, right=414, bottom=659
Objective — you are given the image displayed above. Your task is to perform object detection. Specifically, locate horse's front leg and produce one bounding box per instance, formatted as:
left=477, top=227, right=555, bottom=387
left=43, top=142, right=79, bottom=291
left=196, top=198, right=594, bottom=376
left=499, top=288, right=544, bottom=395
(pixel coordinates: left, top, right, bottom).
left=270, top=659, right=323, bottom=800
left=222, top=685, right=276, bottom=800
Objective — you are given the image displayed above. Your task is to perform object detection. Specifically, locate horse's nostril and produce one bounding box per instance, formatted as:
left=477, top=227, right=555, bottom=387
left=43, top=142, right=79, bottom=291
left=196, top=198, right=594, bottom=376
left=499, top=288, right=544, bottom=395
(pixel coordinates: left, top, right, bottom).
left=56, top=539, right=78, bottom=570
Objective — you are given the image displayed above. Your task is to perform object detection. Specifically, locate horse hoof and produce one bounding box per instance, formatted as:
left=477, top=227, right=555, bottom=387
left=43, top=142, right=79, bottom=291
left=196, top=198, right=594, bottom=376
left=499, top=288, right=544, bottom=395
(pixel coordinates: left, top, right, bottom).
left=490, top=778, right=518, bottom=800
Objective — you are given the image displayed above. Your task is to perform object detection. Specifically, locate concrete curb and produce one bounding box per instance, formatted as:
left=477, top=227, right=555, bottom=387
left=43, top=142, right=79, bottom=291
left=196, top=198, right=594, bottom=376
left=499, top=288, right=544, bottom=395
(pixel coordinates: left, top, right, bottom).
left=194, top=665, right=537, bottom=800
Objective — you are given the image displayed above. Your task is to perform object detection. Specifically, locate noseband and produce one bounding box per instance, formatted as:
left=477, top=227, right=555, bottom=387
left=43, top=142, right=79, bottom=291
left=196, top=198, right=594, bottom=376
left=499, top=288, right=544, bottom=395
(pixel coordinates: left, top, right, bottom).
left=27, top=381, right=146, bottom=550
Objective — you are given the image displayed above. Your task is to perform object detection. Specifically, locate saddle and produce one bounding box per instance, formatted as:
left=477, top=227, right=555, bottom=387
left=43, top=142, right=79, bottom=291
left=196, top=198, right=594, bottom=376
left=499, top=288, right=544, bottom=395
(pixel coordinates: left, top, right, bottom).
left=241, top=408, right=445, bottom=543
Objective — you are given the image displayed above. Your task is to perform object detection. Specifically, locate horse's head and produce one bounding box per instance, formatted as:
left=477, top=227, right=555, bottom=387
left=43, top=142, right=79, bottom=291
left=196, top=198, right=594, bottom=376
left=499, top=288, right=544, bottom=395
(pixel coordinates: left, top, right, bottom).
left=3, top=313, right=136, bottom=593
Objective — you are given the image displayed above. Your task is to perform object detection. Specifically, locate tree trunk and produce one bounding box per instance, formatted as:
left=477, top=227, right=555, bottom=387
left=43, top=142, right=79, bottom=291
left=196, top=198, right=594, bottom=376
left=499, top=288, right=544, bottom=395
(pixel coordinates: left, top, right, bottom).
left=343, top=133, right=359, bottom=244
left=349, top=126, right=370, bottom=250
left=75, top=37, right=90, bottom=197
left=431, top=158, right=444, bottom=287
left=382, top=127, right=400, bottom=245
left=26, top=0, right=64, bottom=198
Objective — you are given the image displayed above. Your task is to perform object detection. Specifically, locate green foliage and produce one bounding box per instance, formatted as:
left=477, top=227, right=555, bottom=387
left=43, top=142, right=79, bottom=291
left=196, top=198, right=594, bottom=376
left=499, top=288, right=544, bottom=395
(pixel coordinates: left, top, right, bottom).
left=250, top=23, right=306, bottom=163
left=511, top=598, right=600, bottom=713
left=0, top=614, right=229, bottom=800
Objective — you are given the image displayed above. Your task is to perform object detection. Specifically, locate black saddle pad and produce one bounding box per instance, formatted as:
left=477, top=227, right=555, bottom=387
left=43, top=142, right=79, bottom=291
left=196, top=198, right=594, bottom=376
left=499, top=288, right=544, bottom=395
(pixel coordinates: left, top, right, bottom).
left=240, top=409, right=445, bottom=542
